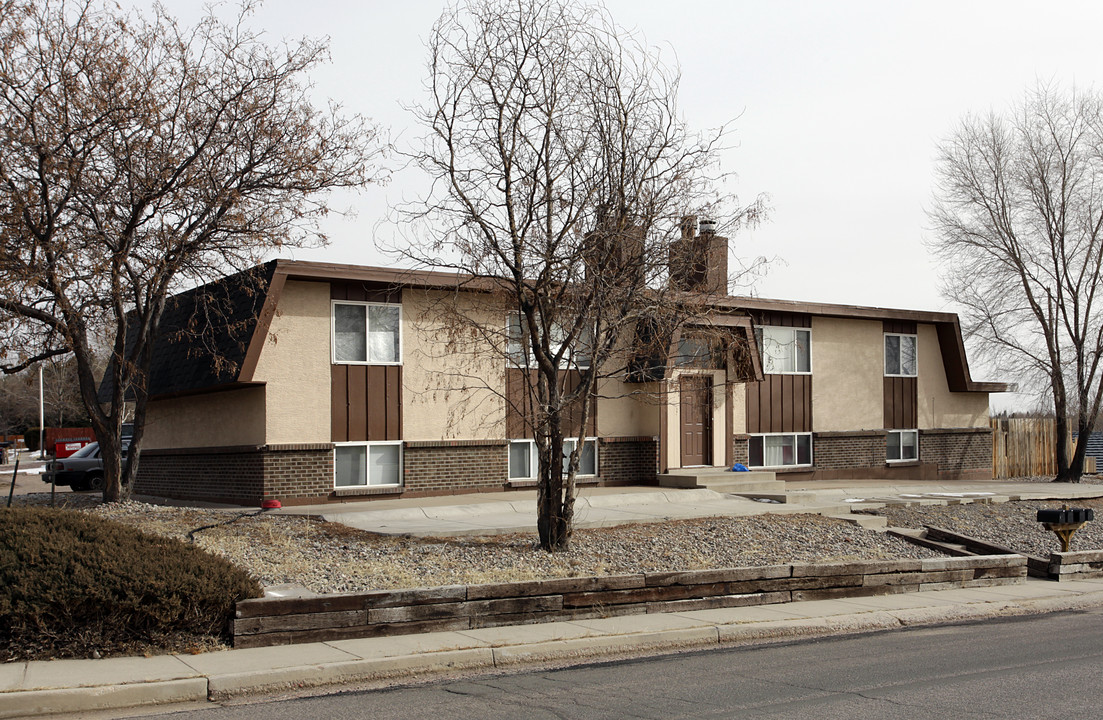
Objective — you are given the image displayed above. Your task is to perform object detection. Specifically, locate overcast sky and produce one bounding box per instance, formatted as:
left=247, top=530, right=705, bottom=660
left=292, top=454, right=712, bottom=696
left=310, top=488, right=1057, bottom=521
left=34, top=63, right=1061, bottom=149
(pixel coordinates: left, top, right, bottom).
left=153, top=0, right=1101, bottom=401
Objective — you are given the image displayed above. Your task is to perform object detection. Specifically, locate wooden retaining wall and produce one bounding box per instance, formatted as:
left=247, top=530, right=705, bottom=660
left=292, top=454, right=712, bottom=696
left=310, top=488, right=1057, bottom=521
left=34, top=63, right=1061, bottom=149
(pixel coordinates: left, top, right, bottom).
left=1047, top=549, right=1103, bottom=581
left=234, top=556, right=1026, bottom=649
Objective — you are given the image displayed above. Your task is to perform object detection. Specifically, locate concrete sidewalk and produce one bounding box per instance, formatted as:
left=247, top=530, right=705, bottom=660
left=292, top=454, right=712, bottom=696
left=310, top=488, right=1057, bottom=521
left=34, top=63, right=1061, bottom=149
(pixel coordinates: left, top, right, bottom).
left=4, top=576, right=1103, bottom=718
left=272, top=480, right=1103, bottom=536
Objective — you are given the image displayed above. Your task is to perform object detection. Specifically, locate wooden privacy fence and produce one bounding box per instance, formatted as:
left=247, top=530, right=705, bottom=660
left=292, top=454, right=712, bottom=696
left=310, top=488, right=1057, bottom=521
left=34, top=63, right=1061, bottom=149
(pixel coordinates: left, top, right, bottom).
left=990, top=417, right=1094, bottom=478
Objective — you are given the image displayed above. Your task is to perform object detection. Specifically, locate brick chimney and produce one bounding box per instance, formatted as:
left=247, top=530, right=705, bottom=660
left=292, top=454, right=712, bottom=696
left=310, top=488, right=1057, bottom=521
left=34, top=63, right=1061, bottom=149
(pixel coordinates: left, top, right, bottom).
left=669, top=216, right=728, bottom=295
left=583, top=210, right=645, bottom=283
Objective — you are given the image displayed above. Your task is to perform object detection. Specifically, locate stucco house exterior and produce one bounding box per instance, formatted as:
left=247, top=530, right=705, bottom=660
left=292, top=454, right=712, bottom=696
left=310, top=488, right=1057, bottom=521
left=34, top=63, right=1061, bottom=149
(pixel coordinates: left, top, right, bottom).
left=130, top=254, right=1007, bottom=506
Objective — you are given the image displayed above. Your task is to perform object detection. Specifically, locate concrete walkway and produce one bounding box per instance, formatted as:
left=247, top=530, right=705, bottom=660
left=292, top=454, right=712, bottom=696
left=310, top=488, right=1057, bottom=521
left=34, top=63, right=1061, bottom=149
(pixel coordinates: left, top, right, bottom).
left=4, top=576, right=1103, bottom=718
left=273, top=480, right=1103, bottom=536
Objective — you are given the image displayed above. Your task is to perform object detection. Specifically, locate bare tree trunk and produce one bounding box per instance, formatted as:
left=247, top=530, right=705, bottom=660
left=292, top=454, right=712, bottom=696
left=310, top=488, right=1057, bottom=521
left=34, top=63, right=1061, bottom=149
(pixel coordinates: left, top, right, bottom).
left=536, top=367, right=572, bottom=552
left=536, top=438, right=569, bottom=551
left=1057, top=417, right=1092, bottom=483
left=1053, top=390, right=1076, bottom=482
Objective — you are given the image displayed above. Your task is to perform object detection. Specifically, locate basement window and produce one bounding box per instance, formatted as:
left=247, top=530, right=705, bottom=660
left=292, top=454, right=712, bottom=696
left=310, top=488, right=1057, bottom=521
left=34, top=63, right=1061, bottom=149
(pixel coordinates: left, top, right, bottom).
left=508, top=438, right=597, bottom=480
left=334, top=442, right=403, bottom=487
left=887, top=430, right=918, bottom=462
left=748, top=433, right=812, bottom=468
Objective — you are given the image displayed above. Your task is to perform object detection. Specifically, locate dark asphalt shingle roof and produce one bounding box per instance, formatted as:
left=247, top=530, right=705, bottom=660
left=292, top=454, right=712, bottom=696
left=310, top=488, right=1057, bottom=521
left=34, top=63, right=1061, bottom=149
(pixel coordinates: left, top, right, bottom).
left=98, top=262, right=275, bottom=400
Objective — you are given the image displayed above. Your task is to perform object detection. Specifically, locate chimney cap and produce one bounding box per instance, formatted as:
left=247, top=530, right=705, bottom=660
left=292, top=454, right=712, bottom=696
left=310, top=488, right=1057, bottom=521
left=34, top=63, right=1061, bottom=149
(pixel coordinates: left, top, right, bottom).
left=680, top=215, right=697, bottom=238
left=699, top=218, right=717, bottom=235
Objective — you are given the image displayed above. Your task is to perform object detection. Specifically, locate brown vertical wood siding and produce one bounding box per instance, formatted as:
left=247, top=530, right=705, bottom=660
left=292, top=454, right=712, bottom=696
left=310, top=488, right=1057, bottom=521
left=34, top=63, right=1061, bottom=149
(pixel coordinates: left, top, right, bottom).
left=330, top=281, right=403, bottom=443
left=883, top=319, right=917, bottom=335
left=331, top=365, right=402, bottom=442
left=745, top=311, right=813, bottom=434
left=882, top=320, right=918, bottom=429
left=330, top=280, right=401, bottom=303
left=753, top=311, right=812, bottom=329
left=745, top=374, right=813, bottom=433
left=883, top=376, right=918, bottom=429
left=505, top=368, right=596, bottom=439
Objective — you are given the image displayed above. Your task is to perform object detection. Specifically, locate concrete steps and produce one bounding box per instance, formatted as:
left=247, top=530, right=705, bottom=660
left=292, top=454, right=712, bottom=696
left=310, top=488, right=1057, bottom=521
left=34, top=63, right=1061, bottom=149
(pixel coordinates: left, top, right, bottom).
left=657, top=468, right=786, bottom=499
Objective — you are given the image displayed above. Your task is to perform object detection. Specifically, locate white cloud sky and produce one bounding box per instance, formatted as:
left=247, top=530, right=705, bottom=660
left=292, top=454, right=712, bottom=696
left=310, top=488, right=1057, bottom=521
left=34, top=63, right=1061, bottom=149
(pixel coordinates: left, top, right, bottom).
left=151, top=0, right=1102, bottom=404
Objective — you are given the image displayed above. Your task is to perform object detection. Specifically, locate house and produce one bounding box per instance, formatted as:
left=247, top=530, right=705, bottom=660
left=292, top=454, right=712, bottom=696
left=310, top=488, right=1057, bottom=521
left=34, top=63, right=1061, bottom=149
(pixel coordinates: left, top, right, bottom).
left=131, top=248, right=1007, bottom=506
left=1073, top=431, right=1103, bottom=471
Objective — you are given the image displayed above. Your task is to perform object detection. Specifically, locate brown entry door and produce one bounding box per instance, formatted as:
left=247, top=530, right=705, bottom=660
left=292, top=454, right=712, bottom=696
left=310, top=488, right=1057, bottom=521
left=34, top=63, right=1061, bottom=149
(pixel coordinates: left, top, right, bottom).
left=680, top=375, right=712, bottom=467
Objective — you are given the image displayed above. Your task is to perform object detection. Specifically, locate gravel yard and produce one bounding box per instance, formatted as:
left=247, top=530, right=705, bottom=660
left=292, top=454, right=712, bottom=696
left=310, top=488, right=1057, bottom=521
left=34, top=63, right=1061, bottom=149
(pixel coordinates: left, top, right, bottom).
left=874, top=496, right=1103, bottom=559
left=14, top=480, right=1103, bottom=595
left=14, top=493, right=937, bottom=594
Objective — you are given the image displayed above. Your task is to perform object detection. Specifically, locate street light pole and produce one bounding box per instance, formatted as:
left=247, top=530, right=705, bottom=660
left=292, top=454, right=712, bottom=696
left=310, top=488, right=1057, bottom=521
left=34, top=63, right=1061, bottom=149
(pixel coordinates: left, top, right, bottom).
left=38, top=364, right=44, bottom=460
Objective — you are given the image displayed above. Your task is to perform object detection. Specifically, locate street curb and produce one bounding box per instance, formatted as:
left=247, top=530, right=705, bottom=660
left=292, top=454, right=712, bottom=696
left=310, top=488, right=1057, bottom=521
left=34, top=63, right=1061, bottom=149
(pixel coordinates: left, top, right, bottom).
left=490, top=626, right=721, bottom=666
left=4, top=589, right=1103, bottom=717
left=0, top=678, right=207, bottom=720
left=205, top=648, right=496, bottom=699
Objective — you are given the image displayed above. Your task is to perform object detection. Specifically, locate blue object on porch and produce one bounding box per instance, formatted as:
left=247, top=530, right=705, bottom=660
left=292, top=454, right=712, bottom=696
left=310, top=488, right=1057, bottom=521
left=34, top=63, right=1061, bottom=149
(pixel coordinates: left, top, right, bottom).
left=731, top=463, right=749, bottom=472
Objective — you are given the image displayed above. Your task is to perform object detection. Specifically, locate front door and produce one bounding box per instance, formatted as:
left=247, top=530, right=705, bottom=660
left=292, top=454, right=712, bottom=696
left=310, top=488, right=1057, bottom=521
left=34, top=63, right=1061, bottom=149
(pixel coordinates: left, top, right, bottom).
left=680, top=375, right=712, bottom=467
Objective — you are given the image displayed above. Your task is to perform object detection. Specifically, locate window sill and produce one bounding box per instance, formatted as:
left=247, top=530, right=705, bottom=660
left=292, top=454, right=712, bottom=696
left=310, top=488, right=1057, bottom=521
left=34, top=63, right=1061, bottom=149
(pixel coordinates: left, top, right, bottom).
left=749, top=465, right=814, bottom=472
left=508, top=476, right=599, bottom=488
left=332, top=361, right=403, bottom=367
left=886, top=460, right=920, bottom=466
left=334, top=485, right=404, bottom=497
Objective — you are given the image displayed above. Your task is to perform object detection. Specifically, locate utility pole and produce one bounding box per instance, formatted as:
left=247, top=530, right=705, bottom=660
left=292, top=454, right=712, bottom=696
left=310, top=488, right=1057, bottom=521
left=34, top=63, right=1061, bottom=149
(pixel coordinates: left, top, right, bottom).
left=38, top=364, right=44, bottom=460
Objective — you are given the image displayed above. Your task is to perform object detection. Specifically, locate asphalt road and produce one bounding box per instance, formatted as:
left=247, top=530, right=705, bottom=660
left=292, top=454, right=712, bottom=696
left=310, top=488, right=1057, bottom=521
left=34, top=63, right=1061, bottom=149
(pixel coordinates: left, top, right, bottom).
left=121, top=608, right=1103, bottom=720
left=2, top=452, right=74, bottom=499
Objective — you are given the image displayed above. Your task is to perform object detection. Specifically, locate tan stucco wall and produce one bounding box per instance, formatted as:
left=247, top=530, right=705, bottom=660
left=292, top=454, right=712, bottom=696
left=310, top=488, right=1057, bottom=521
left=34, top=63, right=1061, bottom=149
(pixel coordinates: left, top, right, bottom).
left=402, top=288, right=506, bottom=441
left=252, top=279, right=332, bottom=444
left=810, top=316, right=883, bottom=432
left=917, top=323, right=990, bottom=428
left=730, top=383, right=746, bottom=435
left=664, top=368, right=728, bottom=470
left=596, top=377, right=660, bottom=438
left=143, top=386, right=266, bottom=449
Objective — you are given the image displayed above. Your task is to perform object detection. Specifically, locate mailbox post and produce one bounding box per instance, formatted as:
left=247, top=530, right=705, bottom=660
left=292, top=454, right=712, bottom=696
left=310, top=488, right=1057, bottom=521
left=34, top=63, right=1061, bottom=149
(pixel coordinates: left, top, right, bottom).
left=1037, top=505, right=1095, bottom=552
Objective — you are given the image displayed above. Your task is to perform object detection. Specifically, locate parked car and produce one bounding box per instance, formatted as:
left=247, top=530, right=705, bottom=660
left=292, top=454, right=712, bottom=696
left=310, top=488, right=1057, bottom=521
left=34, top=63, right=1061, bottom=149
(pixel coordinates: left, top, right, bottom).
left=42, top=442, right=128, bottom=492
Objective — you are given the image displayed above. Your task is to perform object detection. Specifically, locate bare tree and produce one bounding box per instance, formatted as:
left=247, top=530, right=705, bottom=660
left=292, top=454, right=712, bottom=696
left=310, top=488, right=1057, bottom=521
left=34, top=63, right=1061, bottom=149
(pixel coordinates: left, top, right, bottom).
left=0, top=0, right=378, bottom=500
left=929, top=84, right=1103, bottom=482
left=0, top=357, right=95, bottom=436
left=404, top=0, right=763, bottom=550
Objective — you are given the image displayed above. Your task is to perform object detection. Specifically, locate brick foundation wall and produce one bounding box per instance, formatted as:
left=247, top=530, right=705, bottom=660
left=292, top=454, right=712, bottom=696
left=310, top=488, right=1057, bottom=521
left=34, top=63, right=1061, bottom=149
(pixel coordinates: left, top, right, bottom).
left=597, top=437, right=658, bottom=485
left=136, top=436, right=672, bottom=504
left=262, top=445, right=334, bottom=502
left=136, top=446, right=266, bottom=505
left=732, top=435, right=750, bottom=466
left=813, top=431, right=887, bottom=470
left=403, top=440, right=509, bottom=494
left=735, top=429, right=990, bottom=481
left=920, top=428, right=992, bottom=479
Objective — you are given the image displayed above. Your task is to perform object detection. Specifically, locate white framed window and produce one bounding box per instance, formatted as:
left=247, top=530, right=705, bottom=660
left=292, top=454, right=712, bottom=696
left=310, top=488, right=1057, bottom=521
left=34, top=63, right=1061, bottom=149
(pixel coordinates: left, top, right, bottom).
left=748, top=433, right=813, bottom=468
left=754, top=326, right=811, bottom=374
left=563, top=437, right=598, bottom=477
left=508, top=438, right=598, bottom=480
left=332, top=301, right=401, bottom=365
left=334, top=441, right=403, bottom=487
left=507, top=313, right=591, bottom=369
left=884, top=333, right=917, bottom=377
left=508, top=440, right=537, bottom=480
left=675, top=336, right=721, bottom=368
left=887, top=430, right=918, bottom=462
